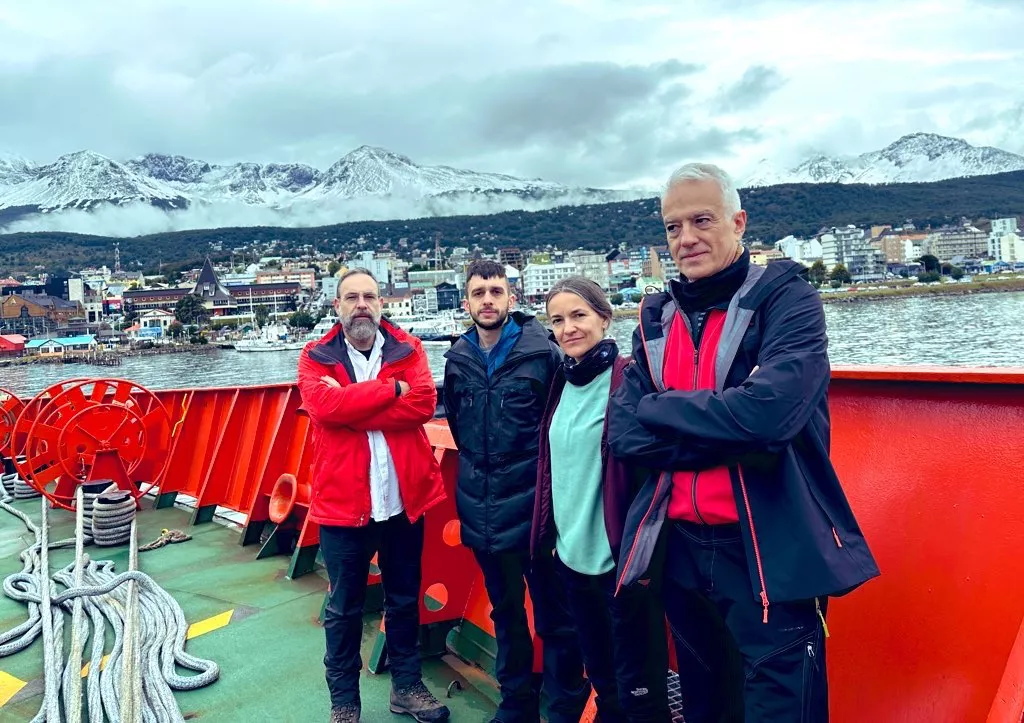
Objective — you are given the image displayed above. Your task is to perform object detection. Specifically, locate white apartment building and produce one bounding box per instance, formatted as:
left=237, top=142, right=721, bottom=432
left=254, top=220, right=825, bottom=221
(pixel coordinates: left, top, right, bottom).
left=522, top=262, right=577, bottom=301
left=819, top=226, right=886, bottom=279
left=924, top=226, right=988, bottom=260
left=775, top=235, right=823, bottom=264
left=567, top=251, right=610, bottom=290
left=995, top=233, right=1024, bottom=263
left=351, top=251, right=391, bottom=285
left=990, top=219, right=1020, bottom=258
left=411, top=288, right=440, bottom=315
left=407, top=269, right=458, bottom=290
left=255, top=268, right=317, bottom=291
left=991, top=217, right=1019, bottom=235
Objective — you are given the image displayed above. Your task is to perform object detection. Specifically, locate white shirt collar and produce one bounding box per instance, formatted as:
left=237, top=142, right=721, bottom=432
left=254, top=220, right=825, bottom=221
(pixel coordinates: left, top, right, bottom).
left=344, top=329, right=385, bottom=373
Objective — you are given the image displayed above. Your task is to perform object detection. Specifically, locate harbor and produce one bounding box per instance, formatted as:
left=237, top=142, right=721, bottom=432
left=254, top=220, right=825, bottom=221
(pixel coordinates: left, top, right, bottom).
left=2, top=291, right=1023, bottom=398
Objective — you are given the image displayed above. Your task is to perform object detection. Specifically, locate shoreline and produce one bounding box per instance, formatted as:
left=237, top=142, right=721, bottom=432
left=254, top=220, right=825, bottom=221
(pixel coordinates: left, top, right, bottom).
left=817, top=278, right=1024, bottom=304
left=0, top=343, right=217, bottom=368
left=600, top=277, right=1024, bottom=316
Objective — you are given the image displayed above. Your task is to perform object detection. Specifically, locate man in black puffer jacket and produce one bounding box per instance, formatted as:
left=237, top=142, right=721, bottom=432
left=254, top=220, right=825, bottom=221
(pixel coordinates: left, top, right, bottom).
left=443, top=260, right=589, bottom=723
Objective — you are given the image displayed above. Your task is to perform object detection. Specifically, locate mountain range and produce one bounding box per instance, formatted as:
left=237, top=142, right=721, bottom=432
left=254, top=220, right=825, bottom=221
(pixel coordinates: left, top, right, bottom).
left=1, top=132, right=1022, bottom=236
left=0, top=145, right=628, bottom=221
left=742, top=133, right=1024, bottom=186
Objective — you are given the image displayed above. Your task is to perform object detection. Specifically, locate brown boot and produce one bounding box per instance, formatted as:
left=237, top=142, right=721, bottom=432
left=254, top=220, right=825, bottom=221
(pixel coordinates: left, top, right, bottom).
left=389, top=681, right=451, bottom=722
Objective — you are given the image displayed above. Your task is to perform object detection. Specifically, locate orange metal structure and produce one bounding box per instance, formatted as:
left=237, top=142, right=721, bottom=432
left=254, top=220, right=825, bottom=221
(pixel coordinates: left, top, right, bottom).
left=137, top=365, right=1023, bottom=723
left=0, top=387, right=24, bottom=457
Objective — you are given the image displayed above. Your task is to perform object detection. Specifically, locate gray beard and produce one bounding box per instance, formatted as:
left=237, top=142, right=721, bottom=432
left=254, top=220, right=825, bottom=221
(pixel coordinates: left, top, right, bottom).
left=344, top=317, right=377, bottom=345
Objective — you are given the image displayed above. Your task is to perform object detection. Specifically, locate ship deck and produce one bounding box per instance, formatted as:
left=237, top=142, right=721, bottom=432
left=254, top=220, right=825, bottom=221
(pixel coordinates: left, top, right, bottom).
left=0, top=497, right=501, bottom=722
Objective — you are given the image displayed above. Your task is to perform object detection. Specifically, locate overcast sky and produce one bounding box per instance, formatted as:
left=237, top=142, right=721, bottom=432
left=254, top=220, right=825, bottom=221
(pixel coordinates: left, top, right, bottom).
left=1, top=0, right=1021, bottom=190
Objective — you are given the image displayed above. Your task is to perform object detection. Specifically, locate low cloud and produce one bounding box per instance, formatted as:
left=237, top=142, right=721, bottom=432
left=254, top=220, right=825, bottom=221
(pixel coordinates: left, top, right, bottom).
left=2, top=188, right=652, bottom=240
left=715, top=66, right=787, bottom=114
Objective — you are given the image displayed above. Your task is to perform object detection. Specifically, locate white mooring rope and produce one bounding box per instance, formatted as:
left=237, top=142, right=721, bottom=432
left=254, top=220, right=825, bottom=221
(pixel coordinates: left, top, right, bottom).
left=1, top=475, right=220, bottom=722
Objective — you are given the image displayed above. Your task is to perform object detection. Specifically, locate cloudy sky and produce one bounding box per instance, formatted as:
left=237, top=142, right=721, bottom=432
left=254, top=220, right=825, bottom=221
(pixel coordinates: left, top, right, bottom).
left=1, top=0, right=1021, bottom=190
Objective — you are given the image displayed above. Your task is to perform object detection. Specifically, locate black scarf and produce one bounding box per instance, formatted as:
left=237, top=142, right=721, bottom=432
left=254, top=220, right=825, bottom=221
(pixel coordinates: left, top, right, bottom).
left=672, top=247, right=750, bottom=313
left=563, top=338, right=618, bottom=386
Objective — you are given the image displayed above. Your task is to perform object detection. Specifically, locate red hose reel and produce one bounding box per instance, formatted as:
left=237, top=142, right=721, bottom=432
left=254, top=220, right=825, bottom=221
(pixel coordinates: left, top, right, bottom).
left=7, top=378, right=173, bottom=511
left=0, top=386, right=25, bottom=458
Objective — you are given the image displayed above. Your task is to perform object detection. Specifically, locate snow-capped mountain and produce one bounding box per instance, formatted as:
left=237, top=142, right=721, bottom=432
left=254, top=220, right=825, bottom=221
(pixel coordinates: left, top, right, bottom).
left=297, top=145, right=563, bottom=202
left=0, top=151, right=188, bottom=211
left=0, top=153, right=38, bottom=189
left=743, top=133, right=1024, bottom=187
left=124, top=154, right=322, bottom=205
left=0, top=145, right=637, bottom=235
left=0, top=145, right=584, bottom=216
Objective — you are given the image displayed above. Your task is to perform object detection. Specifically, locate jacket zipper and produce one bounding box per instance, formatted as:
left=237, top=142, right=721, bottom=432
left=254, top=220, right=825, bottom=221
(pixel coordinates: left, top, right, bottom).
left=690, top=315, right=708, bottom=526
left=737, top=465, right=770, bottom=623
left=690, top=347, right=707, bottom=525
left=815, top=597, right=830, bottom=638
left=799, top=455, right=844, bottom=549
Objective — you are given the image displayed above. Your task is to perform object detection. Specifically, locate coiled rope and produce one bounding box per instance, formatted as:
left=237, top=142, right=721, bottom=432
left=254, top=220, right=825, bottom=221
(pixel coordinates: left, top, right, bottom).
left=1, top=475, right=220, bottom=721
left=90, top=488, right=135, bottom=548
left=3, top=468, right=41, bottom=500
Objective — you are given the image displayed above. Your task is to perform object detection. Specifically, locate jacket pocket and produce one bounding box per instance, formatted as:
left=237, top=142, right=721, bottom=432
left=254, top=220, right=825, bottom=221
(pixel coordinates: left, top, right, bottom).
left=494, top=379, right=543, bottom=453
left=801, top=628, right=826, bottom=722
left=794, top=451, right=843, bottom=549
left=313, top=438, right=370, bottom=524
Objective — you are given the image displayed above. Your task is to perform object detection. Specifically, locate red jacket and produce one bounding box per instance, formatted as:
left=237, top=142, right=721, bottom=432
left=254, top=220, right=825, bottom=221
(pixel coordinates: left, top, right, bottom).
left=297, top=319, right=446, bottom=527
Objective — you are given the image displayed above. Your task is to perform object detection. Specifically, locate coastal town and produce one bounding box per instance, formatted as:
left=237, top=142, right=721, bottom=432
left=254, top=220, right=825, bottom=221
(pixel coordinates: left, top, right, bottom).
left=1, top=216, right=1023, bottom=364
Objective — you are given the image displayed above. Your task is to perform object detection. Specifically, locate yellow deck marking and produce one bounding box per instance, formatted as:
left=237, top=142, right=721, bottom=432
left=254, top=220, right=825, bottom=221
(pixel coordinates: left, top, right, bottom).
left=2, top=608, right=238, bottom=703
left=186, top=609, right=234, bottom=640
left=77, top=609, right=235, bottom=678
left=80, top=655, right=110, bottom=677
left=0, top=670, right=28, bottom=707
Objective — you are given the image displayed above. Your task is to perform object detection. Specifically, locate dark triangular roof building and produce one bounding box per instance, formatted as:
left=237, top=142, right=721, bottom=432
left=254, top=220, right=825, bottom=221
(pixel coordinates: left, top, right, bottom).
left=191, top=257, right=237, bottom=312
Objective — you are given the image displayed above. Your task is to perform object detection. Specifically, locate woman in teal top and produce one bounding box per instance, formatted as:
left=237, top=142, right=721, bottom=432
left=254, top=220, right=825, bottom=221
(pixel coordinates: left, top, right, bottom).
left=531, top=277, right=670, bottom=722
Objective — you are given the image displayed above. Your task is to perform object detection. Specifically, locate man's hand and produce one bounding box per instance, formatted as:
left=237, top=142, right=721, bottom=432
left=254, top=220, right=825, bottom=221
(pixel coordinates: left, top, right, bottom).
left=397, top=380, right=411, bottom=396
left=321, top=375, right=341, bottom=388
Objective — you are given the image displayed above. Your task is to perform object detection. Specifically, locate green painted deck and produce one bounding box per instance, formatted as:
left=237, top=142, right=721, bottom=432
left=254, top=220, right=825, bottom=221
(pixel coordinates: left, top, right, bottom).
left=0, top=498, right=500, bottom=722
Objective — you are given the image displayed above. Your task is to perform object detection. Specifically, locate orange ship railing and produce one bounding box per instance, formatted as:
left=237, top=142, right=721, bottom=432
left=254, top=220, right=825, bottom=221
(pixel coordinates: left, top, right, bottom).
left=144, top=365, right=1024, bottom=723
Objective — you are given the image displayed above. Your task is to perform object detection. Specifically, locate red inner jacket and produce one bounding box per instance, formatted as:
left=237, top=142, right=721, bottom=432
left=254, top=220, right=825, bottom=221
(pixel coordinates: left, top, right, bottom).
left=663, top=310, right=739, bottom=524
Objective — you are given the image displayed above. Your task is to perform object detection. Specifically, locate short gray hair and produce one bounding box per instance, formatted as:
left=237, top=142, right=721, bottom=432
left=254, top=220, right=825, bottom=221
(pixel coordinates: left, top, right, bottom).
left=662, top=162, right=742, bottom=216
left=545, top=276, right=613, bottom=322
left=337, top=267, right=378, bottom=297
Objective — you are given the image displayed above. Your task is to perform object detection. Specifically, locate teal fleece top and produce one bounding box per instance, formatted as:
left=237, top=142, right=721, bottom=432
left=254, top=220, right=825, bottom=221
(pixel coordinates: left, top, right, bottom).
left=548, top=366, right=614, bottom=575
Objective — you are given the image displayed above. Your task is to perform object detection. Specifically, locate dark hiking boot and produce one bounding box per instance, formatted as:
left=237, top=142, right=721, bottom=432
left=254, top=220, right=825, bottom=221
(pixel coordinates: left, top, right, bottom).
left=390, top=681, right=451, bottom=721
left=330, top=703, right=360, bottom=723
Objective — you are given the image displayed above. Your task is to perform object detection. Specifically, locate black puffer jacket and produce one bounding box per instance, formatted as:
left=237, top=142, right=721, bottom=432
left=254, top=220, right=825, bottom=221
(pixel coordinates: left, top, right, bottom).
left=443, top=312, right=562, bottom=553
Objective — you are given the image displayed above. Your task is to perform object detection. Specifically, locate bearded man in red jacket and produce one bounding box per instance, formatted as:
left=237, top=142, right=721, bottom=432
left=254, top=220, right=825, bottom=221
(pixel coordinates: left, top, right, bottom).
left=297, top=268, right=450, bottom=723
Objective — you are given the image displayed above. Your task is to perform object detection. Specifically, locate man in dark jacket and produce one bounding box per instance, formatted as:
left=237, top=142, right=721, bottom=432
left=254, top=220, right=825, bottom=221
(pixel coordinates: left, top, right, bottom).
left=443, top=260, right=590, bottom=723
left=608, top=163, right=880, bottom=722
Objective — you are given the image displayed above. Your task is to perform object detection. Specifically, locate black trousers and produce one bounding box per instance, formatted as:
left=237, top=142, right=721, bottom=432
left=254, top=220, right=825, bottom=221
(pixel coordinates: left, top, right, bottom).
left=319, top=514, right=424, bottom=708
left=473, top=549, right=591, bottom=723
left=555, top=556, right=672, bottom=723
left=663, top=521, right=829, bottom=723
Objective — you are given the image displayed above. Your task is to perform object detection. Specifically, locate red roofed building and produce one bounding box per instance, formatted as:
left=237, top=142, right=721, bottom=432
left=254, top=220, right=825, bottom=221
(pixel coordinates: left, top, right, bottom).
left=0, top=333, right=27, bottom=357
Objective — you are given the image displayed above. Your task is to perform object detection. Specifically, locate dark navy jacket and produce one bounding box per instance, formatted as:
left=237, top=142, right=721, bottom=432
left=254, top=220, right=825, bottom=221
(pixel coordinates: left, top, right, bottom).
left=443, top=312, right=563, bottom=553
left=608, top=260, right=880, bottom=612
